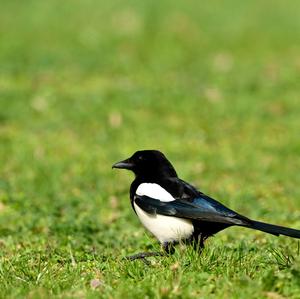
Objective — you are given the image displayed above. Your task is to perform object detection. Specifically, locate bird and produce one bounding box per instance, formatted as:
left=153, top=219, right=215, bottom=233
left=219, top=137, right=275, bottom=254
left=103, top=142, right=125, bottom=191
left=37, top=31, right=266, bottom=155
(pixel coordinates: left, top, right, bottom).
left=112, top=150, right=300, bottom=260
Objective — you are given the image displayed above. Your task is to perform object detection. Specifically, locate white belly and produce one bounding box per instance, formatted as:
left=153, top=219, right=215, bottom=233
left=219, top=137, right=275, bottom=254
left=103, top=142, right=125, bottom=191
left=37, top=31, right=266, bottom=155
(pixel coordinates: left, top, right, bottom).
left=134, top=202, right=194, bottom=243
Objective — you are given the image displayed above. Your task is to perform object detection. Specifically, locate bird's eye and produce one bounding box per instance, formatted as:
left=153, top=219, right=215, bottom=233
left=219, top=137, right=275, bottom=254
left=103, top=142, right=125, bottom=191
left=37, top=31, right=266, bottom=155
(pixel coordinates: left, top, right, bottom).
left=138, top=156, right=144, bottom=161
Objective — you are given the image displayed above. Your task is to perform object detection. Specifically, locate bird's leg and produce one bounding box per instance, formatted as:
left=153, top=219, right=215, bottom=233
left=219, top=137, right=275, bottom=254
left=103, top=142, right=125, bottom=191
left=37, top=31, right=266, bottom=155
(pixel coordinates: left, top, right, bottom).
left=162, top=242, right=175, bottom=254
left=192, top=234, right=206, bottom=253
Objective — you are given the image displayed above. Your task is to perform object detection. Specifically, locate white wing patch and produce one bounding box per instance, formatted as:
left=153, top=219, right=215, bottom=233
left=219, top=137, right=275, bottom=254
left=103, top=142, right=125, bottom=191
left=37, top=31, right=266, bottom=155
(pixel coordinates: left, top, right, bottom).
left=136, top=183, right=175, bottom=202
left=134, top=183, right=194, bottom=243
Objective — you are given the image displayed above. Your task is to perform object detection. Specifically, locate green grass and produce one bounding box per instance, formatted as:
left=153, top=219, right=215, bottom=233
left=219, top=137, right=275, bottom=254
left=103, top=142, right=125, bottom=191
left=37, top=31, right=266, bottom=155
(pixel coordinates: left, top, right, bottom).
left=1, top=0, right=300, bottom=298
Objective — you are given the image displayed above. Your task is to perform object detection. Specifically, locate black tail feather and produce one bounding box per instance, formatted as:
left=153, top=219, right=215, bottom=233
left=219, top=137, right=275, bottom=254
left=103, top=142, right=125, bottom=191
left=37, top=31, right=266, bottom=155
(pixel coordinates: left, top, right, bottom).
left=248, top=220, right=300, bottom=239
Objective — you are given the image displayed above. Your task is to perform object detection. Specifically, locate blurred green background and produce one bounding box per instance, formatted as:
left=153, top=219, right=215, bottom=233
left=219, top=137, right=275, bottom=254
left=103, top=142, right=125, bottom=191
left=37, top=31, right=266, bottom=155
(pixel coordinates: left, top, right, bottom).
left=1, top=0, right=300, bottom=298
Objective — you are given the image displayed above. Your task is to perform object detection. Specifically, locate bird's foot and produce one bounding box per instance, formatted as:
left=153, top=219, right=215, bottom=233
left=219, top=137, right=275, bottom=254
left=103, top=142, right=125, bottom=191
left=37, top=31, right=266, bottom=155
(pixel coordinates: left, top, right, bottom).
left=163, top=242, right=176, bottom=254
left=124, top=252, right=164, bottom=265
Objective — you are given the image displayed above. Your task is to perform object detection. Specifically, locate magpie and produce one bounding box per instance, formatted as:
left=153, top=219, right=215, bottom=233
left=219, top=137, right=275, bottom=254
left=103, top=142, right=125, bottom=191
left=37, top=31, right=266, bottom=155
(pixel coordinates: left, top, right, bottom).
left=113, top=150, right=300, bottom=260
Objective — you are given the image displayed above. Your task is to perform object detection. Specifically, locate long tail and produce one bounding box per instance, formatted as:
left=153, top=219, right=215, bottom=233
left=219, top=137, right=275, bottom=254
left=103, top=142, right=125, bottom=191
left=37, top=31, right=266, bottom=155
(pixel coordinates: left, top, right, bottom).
left=247, top=220, right=300, bottom=238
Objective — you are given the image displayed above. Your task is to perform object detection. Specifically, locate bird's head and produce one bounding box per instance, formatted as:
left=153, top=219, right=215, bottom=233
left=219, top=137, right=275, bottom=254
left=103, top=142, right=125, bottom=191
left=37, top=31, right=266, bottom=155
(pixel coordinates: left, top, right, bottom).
left=112, top=150, right=177, bottom=179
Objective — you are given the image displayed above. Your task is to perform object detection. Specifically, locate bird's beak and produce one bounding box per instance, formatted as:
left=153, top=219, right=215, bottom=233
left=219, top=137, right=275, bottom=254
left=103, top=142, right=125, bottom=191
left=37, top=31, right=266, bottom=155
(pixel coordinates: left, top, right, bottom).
left=112, top=158, right=134, bottom=170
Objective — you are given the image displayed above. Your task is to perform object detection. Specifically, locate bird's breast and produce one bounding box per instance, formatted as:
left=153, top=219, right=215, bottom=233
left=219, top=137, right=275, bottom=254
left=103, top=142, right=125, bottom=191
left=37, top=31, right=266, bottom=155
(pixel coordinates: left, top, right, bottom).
left=133, top=182, right=194, bottom=243
left=133, top=201, right=194, bottom=243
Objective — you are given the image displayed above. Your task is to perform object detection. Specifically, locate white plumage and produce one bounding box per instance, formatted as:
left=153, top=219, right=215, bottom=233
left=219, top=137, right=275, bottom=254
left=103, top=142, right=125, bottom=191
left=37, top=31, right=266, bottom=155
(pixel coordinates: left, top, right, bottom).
left=134, top=183, right=194, bottom=243
left=136, top=183, right=175, bottom=202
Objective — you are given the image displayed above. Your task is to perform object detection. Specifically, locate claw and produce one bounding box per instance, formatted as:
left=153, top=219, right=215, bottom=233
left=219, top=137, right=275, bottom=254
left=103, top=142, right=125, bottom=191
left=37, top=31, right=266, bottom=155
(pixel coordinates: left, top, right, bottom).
left=124, top=251, right=164, bottom=263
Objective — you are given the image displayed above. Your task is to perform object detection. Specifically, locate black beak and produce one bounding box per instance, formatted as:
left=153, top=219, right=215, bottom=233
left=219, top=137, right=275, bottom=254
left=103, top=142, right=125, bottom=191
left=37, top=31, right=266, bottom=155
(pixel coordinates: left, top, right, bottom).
left=112, top=158, right=134, bottom=170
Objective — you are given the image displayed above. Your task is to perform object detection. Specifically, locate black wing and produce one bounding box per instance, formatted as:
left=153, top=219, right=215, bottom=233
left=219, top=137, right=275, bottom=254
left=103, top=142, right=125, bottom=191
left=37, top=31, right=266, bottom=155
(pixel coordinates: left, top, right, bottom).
left=134, top=194, right=251, bottom=226
left=133, top=177, right=300, bottom=239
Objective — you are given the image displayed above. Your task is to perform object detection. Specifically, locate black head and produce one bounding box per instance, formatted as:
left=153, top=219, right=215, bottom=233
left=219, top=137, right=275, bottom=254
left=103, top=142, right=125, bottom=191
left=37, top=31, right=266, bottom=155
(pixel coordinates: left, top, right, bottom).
left=112, top=150, right=177, bottom=179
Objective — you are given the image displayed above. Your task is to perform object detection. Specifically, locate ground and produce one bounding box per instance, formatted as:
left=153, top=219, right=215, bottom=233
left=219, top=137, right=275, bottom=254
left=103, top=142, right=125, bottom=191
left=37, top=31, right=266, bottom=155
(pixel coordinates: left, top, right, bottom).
left=1, top=0, right=300, bottom=298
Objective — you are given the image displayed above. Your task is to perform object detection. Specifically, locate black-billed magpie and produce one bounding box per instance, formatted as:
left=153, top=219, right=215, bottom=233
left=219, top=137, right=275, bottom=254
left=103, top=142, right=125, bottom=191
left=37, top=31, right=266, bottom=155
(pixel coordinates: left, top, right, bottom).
left=113, top=150, right=300, bottom=259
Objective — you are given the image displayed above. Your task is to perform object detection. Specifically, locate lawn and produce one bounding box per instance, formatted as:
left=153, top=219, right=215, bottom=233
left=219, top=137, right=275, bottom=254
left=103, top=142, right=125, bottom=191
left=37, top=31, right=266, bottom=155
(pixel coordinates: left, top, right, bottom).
left=1, top=0, right=300, bottom=298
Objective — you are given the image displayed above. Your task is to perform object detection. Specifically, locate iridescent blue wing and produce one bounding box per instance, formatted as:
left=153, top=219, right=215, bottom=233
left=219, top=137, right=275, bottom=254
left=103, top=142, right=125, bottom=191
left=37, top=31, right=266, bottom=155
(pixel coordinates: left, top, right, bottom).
left=134, top=194, right=250, bottom=226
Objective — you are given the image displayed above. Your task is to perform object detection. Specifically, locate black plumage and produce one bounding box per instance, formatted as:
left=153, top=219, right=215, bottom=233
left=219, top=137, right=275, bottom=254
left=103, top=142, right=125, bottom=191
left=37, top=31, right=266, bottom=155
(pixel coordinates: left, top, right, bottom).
left=113, top=150, right=300, bottom=255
